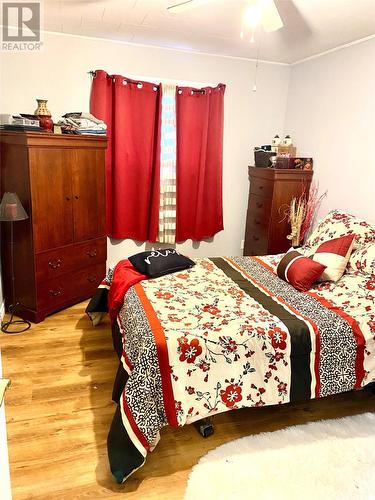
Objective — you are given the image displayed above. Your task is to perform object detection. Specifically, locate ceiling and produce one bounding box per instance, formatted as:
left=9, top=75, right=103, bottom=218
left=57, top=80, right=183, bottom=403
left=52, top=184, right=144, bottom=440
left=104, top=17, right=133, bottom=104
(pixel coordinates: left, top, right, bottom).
left=44, top=0, right=375, bottom=64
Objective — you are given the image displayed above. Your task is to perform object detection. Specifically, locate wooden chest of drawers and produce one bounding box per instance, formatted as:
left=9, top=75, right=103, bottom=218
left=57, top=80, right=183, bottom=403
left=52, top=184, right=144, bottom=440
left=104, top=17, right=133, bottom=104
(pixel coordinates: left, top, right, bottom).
left=244, top=167, right=313, bottom=256
left=0, top=132, right=107, bottom=323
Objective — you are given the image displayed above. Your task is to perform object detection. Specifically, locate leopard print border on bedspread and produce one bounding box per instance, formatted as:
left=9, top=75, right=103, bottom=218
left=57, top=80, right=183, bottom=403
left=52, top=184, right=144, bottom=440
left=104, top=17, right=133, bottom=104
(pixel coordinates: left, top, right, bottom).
left=118, top=288, right=168, bottom=447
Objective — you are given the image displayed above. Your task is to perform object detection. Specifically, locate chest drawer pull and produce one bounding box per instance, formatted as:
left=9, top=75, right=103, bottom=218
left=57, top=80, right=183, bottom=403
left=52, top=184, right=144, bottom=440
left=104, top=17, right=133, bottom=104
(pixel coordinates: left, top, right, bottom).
left=49, top=259, right=62, bottom=269
left=253, top=235, right=260, bottom=241
left=256, top=202, right=263, bottom=208
left=87, top=275, right=98, bottom=283
left=49, top=288, right=63, bottom=297
left=254, top=219, right=261, bottom=225
left=86, top=249, right=97, bottom=258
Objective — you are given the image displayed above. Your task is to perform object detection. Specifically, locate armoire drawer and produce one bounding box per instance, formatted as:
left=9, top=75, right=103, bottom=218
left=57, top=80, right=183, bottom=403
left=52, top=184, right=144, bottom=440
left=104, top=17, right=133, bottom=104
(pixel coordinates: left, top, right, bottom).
left=246, top=195, right=272, bottom=228
left=37, top=262, right=105, bottom=311
left=244, top=234, right=268, bottom=256
left=244, top=194, right=272, bottom=256
left=36, top=238, right=107, bottom=281
left=249, top=176, right=274, bottom=198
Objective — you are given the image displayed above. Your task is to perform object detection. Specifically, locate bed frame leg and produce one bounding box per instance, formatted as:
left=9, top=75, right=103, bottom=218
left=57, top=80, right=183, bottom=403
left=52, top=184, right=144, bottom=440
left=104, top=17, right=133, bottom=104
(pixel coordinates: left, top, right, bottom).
left=195, top=417, right=214, bottom=438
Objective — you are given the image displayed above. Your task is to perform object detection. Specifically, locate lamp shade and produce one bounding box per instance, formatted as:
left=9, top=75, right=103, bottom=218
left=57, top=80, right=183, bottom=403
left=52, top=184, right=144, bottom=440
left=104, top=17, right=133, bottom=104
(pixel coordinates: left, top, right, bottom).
left=0, top=192, right=28, bottom=221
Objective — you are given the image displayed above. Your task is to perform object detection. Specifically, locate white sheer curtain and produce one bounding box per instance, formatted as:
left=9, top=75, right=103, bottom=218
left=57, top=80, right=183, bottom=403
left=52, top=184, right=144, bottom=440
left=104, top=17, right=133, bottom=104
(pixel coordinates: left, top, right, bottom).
left=158, top=83, right=177, bottom=243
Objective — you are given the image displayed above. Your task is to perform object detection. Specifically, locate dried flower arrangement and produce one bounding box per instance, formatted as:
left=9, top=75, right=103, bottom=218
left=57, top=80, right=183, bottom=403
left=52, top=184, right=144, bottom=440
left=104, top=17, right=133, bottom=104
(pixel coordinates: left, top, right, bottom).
left=286, top=182, right=327, bottom=247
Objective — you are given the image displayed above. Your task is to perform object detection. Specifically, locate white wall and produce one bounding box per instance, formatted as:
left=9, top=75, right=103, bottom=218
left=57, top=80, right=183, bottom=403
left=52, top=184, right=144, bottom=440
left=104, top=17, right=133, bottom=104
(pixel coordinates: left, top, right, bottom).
left=1, top=31, right=375, bottom=297
left=1, top=31, right=375, bottom=274
left=284, top=38, right=375, bottom=223
left=0, top=32, right=290, bottom=267
left=0, top=356, right=12, bottom=500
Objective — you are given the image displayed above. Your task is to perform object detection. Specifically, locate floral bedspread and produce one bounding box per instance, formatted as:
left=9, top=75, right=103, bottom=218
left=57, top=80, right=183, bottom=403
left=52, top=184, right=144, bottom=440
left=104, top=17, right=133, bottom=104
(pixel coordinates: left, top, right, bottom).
left=115, top=255, right=375, bottom=462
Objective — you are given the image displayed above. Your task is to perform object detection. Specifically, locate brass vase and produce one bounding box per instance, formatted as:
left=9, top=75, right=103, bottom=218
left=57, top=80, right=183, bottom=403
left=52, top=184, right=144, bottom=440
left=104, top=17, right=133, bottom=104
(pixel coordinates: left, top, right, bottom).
left=34, top=99, right=53, bottom=133
left=34, top=99, right=50, bottom=116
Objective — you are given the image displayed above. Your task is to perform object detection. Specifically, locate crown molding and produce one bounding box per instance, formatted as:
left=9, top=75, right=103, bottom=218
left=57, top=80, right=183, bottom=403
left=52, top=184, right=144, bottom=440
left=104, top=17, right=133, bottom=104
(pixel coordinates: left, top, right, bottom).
left=41, top=29, right=290, bottom=66
left=292, top=33, right=375, bottom=65
left=4, top=26, right=375, bottom=68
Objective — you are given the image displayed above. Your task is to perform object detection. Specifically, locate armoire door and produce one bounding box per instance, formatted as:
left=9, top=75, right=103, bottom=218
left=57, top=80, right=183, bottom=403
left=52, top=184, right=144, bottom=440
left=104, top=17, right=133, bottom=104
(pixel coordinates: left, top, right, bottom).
left=71, top=148, right=106, bottom=242
left=30, top=148, right=74, bottom=252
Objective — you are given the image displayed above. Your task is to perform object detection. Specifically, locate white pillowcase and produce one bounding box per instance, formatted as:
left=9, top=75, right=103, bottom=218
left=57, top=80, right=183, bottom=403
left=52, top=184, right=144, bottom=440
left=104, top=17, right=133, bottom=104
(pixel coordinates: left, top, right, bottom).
left=348, top=244, right=375, bottom=276
left=305, top=210, right=375, bottom=252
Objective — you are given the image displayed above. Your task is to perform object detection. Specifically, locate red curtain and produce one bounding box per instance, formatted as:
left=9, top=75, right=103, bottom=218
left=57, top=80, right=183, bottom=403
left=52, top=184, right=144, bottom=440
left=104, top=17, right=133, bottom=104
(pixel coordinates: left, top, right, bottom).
left=90, top=70, right=162, bottom=241
left=175, top=84, right=225, bottom=242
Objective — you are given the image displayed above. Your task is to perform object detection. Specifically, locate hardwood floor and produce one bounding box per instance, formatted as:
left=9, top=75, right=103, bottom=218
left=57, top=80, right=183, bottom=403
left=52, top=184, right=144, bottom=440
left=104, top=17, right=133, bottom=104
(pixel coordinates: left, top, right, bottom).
left=1, top=301, right=374, bottom=499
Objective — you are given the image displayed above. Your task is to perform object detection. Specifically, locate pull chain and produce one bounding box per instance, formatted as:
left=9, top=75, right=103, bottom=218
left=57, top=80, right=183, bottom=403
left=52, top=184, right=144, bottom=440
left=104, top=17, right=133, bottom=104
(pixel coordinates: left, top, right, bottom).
left=252, top=32, right=262, bottom=93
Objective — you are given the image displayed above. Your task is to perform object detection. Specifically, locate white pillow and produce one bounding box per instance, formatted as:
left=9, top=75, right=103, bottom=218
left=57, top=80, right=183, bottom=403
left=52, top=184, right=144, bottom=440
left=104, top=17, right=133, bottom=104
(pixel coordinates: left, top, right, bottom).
left=348, top=244, right=375, bottom=276
left=305, top=210, right=375, bottom=252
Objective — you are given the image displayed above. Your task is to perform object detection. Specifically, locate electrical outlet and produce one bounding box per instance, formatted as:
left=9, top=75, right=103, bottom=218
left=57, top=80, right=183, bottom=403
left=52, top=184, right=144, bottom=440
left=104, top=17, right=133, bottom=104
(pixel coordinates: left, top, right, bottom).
left=240, top=239, right=244, bottom=250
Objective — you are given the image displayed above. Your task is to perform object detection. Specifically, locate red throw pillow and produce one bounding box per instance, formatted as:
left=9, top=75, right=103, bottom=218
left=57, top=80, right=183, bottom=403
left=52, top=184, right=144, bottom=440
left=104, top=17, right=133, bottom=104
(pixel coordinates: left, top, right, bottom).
left=277, top=249, right=326, bottom=292
left=313, top=234, right=355, bottom=281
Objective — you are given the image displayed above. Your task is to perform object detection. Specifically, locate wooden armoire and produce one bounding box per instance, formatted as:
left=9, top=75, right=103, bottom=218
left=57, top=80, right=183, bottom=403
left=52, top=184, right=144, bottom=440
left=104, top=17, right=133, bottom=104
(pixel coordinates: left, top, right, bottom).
left=0, top=132, right=107, bottom=323
left=244, top=166, right=313, bottom=256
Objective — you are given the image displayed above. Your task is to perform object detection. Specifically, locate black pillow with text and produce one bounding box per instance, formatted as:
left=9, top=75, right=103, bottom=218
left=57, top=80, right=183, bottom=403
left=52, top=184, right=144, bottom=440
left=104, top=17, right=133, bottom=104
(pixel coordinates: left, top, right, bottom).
left=129, top=249, right=195, bottom=278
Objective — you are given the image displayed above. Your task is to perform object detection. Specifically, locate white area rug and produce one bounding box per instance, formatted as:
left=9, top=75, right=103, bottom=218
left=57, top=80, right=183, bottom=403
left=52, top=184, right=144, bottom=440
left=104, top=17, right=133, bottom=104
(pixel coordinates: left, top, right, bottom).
left=185, top=412, right=375, bottom=500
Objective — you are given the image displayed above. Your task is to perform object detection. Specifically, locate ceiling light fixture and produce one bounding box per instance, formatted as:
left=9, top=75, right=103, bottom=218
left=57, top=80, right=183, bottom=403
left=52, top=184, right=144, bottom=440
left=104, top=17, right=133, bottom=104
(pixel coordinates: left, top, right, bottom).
left=167, top=0, right=283, bottom=44
left=241, top=0, right=283, bottom=43
left=241, top=2, right=262, bottom=43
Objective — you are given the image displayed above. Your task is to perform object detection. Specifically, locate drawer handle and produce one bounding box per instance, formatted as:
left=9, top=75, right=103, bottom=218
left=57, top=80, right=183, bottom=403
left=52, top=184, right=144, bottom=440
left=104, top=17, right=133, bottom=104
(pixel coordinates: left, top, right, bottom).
left=74, top=195, right=80, bottom=200
left=49, top=288, right=63, bottom=297
left=86, top=249, right=97, bottom=258
left=65, top=196, right=71, bottom=201
left=259, top=185, right=264, bottom=190
left=253, top=235, right=260, bottom=241
left=49, top=259, right=62, bottom=269
left=87, top=275, right=97, bottom=283
left=256, top=202, right=263, bottom=208
left=254, top=219, right=261, bottom=225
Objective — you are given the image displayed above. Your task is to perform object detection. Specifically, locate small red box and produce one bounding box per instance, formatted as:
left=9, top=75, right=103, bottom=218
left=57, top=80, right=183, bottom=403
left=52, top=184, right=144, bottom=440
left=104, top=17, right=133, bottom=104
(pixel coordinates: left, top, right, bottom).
left=275, top=157, right=313, bottom=170
left=275, top=157, right=294, bottom=169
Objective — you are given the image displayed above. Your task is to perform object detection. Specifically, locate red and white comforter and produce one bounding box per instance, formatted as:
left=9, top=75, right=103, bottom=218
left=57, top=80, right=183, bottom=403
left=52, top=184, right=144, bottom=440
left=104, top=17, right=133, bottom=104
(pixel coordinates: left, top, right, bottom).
left=114, top=255, right=375, bottom=460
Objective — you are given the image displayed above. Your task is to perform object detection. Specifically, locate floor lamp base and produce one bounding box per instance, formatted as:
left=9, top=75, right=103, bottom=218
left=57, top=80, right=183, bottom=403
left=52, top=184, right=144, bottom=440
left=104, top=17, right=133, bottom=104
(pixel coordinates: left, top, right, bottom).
left=1, top=303, right=31, bottom=334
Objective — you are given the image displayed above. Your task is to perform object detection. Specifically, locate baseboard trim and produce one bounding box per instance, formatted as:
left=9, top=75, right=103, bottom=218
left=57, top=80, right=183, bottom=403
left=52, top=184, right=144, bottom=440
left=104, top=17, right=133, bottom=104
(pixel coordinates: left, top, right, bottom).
left=0, top=301, right=5, bottom=324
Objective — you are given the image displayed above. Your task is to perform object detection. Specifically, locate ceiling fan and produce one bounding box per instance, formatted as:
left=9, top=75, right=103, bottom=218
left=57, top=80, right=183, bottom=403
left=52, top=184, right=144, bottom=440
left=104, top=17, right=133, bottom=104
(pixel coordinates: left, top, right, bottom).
left=167, top=0, right=284, bottom=42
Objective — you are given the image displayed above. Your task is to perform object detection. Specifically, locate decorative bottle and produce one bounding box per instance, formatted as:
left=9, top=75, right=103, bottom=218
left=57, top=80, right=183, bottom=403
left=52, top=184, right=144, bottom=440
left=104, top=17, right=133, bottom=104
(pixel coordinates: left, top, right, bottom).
left=282, top=135, right=293, bottom=146
left=271, top=134, right=281, bottom=152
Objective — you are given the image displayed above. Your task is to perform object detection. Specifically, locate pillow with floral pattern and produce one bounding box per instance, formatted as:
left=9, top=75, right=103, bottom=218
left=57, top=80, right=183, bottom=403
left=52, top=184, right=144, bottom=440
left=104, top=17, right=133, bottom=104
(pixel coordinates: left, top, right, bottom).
left=304, top=209, right=375, bottom=252
left=347, top=244, right=375, bottom=276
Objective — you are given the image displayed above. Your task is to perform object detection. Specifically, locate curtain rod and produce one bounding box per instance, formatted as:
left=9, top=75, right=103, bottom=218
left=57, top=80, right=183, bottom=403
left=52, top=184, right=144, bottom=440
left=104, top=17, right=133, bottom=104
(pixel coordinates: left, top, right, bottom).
left=88, top=70, right=221, bottom=93
left=88, top=70, right=148, bottom=87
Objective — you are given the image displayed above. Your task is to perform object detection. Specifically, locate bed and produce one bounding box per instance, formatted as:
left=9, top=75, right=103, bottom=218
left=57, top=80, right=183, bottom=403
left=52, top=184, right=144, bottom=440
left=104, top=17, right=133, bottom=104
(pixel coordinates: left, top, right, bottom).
left=87, top=210, right=375, bottom=483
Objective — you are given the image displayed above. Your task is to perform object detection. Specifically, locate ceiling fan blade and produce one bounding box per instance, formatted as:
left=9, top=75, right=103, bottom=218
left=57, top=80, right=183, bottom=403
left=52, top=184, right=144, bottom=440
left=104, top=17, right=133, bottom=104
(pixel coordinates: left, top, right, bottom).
left=167, top=0, right=214, bottom=13
left=274, top=0, right=312, bottom=39
left=261, top=0, right=283, bottom=32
